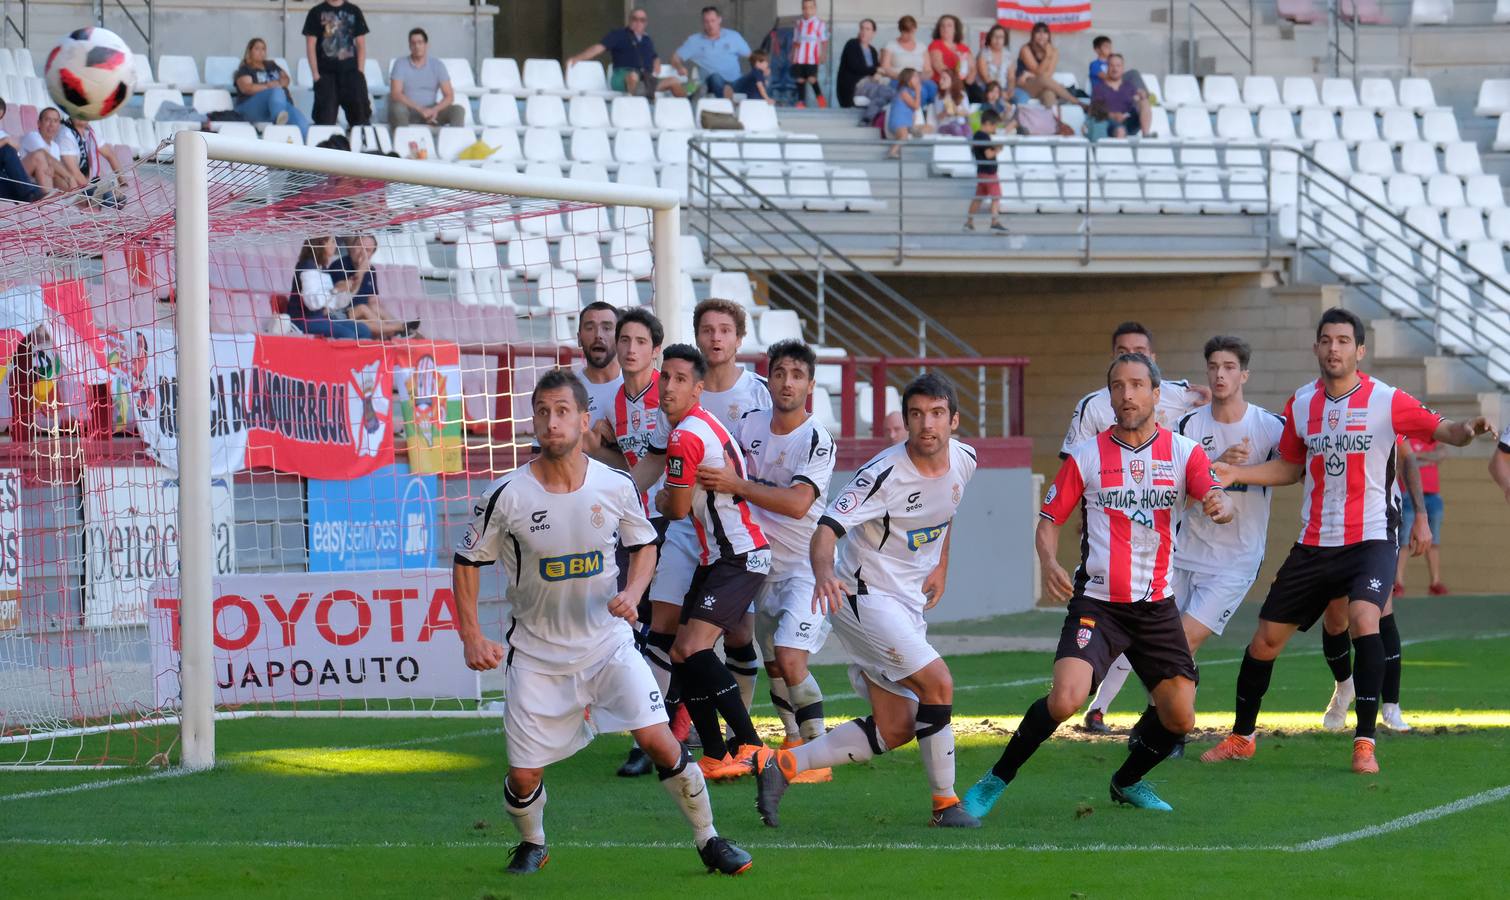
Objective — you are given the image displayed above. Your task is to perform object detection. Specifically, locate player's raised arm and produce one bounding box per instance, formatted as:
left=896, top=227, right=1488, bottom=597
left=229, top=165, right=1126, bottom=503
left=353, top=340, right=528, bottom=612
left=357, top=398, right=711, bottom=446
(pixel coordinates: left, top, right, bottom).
left=1432, top=415, right=1493, bottom=447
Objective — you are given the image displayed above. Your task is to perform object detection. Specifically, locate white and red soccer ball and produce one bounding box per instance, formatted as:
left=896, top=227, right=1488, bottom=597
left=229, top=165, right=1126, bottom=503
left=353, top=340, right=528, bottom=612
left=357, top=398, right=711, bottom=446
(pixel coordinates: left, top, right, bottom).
left=44, top=27, right=135, bottom=121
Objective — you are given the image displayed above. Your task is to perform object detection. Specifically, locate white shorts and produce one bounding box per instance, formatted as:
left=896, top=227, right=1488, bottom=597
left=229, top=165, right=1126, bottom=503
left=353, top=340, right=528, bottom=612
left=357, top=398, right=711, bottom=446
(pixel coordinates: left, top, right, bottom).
left=1172, top=566, right=1255, bottom=637
left=648, top=521, right=699, bottom=607
left=830, top=591, right=940, bottom=701
left=503, top=638, right=667, bottom=770
left=754, top=575, right=830, bottom=658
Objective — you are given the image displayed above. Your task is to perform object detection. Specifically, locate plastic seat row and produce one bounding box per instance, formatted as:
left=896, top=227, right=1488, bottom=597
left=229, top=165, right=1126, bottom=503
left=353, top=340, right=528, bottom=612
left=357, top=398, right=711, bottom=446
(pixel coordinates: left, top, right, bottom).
left=1306, top=138, right=1485, bottom=180
left=1159, top=74, right=1440, bottom=114
left=929, top=138, right=1270, bottom=178
left=1170, top=105, right=1462, bottom=145
left=1411, top=0, right=1510, bottom=25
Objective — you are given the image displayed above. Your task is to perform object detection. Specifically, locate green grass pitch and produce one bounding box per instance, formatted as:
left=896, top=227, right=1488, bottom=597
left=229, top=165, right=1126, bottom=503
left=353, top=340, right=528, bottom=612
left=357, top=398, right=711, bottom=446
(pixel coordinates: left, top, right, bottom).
left=5, top=596, right=1509, bottom=898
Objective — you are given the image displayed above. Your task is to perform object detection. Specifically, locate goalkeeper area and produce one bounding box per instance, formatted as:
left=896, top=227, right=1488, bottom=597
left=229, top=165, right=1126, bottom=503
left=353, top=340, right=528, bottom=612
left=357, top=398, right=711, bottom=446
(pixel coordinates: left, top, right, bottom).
left=4, top=595, right=1509, bottom=896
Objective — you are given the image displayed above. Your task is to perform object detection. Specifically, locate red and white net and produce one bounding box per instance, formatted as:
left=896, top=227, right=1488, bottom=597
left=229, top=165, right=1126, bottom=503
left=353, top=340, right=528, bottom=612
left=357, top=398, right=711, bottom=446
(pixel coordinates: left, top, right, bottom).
left=0, top=143, right=659, bottom=766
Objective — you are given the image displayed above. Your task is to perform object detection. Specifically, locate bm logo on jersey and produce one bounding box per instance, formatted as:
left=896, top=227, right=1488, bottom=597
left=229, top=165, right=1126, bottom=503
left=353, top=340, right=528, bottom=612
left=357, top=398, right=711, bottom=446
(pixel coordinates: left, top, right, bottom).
left=906, top=522, right=949, bottom=551
left=540, top=551, right=604, bottom=581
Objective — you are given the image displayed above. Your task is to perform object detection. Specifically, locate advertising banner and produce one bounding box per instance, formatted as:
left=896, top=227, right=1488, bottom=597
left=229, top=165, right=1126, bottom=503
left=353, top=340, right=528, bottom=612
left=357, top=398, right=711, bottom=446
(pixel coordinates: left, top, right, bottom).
left=307, top=462, right=440, bottom=572
left=390, top=341, right=463, bottom=474
left=998, top=1, right=1093, bottom=31
left=0, top=469, right=19, bottom=631
left=150, top=570, right=478, bottom=706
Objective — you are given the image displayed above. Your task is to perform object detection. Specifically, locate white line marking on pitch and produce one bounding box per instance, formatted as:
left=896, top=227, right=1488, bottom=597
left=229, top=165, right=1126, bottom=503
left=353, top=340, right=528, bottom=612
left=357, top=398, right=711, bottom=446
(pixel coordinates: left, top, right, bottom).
left=0, top=768, right=197, bottom=803
left=1289, top=783, right=1510, bottom=851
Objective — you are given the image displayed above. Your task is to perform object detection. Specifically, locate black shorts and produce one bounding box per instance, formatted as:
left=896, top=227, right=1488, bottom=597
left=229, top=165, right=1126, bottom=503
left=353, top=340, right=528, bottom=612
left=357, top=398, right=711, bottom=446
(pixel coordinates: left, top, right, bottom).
left=680, top=555, right=766, bottom=631
left=1055, top=595, right=1199, bottom=691
left=1260, top=541, right=1396, bottom=631
left=790, top=63, right=819, bottom=80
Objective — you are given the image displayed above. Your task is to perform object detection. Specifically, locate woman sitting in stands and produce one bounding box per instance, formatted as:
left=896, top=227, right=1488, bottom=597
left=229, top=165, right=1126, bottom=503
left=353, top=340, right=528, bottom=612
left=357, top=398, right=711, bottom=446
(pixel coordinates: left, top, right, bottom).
left=289, top=235, right=393, bottom=340
left=836, top=18, right=880, bottom=108
left=329, top=234, right=417, bottom=338
left=234, top=38, right=312, bottom=140
left=1014, top=22, right=1083, bottom=108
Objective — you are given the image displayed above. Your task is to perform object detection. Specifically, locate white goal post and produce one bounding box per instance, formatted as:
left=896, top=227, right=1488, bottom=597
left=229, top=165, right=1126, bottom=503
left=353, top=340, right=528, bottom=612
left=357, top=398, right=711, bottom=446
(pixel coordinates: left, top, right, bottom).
left=170, top=132, right=682, bottom=770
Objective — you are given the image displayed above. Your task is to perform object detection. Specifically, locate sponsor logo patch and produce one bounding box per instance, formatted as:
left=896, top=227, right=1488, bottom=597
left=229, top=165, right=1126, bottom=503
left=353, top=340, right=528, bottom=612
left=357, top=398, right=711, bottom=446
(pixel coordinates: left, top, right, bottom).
left=905, top=522, right=948, bottom=551
left=1044, top=484, right=1058, bottom=506
left=539, top=550, right=604, bottom=581
left=667, top=457, right=684, bottom=479
left=834, top=491, right=860, bottom=514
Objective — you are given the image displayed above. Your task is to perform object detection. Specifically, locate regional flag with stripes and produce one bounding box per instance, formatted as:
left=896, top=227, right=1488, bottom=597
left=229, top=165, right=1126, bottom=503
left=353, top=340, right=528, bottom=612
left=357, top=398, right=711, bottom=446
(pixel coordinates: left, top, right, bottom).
left=998, top=1, right=1093, bottom=32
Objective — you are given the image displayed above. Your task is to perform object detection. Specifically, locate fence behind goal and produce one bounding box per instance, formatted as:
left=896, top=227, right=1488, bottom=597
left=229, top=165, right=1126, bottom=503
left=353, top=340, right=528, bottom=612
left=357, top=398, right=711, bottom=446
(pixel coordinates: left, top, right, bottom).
left=0, top=132, right=679, bottom=768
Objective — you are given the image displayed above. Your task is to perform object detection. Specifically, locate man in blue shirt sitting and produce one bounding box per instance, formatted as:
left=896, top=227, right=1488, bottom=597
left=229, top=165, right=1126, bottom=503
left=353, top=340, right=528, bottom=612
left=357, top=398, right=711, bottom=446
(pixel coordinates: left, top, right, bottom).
left=671, top=6, right=751, bottom=99
left=568, top=7, right=686, bottom=97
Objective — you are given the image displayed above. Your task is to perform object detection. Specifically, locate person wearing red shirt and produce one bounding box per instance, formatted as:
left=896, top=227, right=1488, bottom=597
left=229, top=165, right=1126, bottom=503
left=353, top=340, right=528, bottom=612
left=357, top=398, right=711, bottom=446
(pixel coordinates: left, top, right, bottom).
left=1396, top=434, right=1447, bottom=593
left=926, top=14, right=979, bottom=101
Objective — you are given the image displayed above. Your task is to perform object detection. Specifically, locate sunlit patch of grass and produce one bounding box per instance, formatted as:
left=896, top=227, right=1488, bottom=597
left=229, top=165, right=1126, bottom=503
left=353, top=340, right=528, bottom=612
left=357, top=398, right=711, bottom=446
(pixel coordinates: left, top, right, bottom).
left=227, top=747, right=488, bottom=777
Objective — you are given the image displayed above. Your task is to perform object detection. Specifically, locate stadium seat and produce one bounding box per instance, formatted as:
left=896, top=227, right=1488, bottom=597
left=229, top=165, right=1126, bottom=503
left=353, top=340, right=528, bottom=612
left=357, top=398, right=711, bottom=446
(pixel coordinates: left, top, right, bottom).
left=830, top=167, right=886, bottom=212
left=1499, top=0, right=1510, bottom=21
left=1400, top=141, right=1439, bottom=177
left=1467, top=241, right=1510, bottom=280
left=1446, top=207, right=1488, bottom=245
left=738, top=101, right=780, bottom=132
left=609, top=128, right=654, bottom=165
left=141, top=88, right=182, bottom=121
left=1387, top=174, right=1427, bottom=211
left=130, top=53, right=167, bottom=91
left=1403, top=205, right=1446, bottom=247
left=1380, top=108, right=1419, bottom=145
left=569, top=95, right=611, bottom=129
left=744, top=161, right=787, bottom=204
left=261, top=124, right=303, bottom=145
left=608, top=232, right=654, bottom=278
left=478, top=93, right=522, bottom=128
left=523, top=58, right=570, bottom=95
left=1444, top=142, right=1482, bottom=176
left=1282, top=77, right=1321, bottom=110
left=1241, top=76, right=1280, bottom=110
left=930, top=137, right=974, bottom=178
left=1497, top=115, right=1510, bottom=152
left=508, top=235, right=552, bottom=279
left=1421, top=109, right=1461, bottom=145
left=1340, top=108, right=1379, bottom=145
left=568, top=160, right=611, bottom=184
left=1356, top=141, right=1396, bottom=176
left=454, top=230, right=500, bottom=272
left=1312, top=139, right=1353, bottom=176
left=1214, top=106, right=1255, bottom=140
left=1140, top=74, right=1163, bottom=105
left=1185, top=168, right=1234, bottom=213
left=157, top=55, right=203, bottom=91
left=525, top=94, right=568, bottom=128
left=480, top=57, right=526, bottom=95
left=1299, top=106, right=1339, bottom=142
left=436, top=127, right=479, bottom=162
left=203, top=55, right=238, bottom=88
left=393, top=126, right=438, bottom=160
left=1397, top=78, right=1438, bottom=114
left=1321, top=78, right=1361, bottom=110
left=654, top=96, right=695, bottom=131
left=1144, top=106, right=1172, bottom=138
left=365, top=59, right=389, bottom=98
left=1162, top=74, right=1201, bottom=110
left=616, top=163, right=658, bottom=191
left=754, top=308, right=803, bottom=349
left=192, top=89, right=233, bottom=115
left=657, top=129, right=692, bottom=165
left=1427, top=173, right=1467, bottom=208
left=557, top=233, right=604, bottom=279
left=1375, top=236, right=1420, bottom=284
left=709, top=271, right=756, bottom=309
left=1488, top=208, right=1510, bottom=243
left=1202, top=76, right=1241, bottom=110
left=742, top=132, right=782, bottom=164
left=1476, top=79, right=1510, bottom=117
left=212, top=121, right=258, bottom=141
left=660, top=162, right=689, bottom=202
left=784, top=164, right=832, bottom=211
left=478, top=127, right=523, bottom=163
left=523, top=128, right=567, bottom=165
left=1174, top=107, right=1214, bottom=140
left=1358, top=78, right=1397, bottom=111
left=614, top=201, right=651, bottom=236
left=610, top=96, right=653, bottom=130
left=1257, top=106, right=1298, bottom=141
left=595, top=270, right=641, bottom=308
left=536, top=268, right=581, bottom=312
left=565, top=61, right=612, bottom=96
left=1410, top=0, right=1454, bottom=25
left=679, top=234, right=719, bottom=278
left=1465, top=174, right=1507, bottom=211
left=696, top=97, right=735, bottom=121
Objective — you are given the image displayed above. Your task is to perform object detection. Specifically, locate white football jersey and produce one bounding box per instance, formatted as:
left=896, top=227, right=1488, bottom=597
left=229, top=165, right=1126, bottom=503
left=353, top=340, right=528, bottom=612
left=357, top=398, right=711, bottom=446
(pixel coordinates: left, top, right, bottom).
left=734, top=409, right=837, bottom=579
left=821, top=439, right=976, bottom=610
left=1061, top=380, right=1204, bottom=456
left=575, top=367, right=624, bottom=426
left=1173, top=403, right=1286, bottom=577
left=454, top=459, right=657, bottom=674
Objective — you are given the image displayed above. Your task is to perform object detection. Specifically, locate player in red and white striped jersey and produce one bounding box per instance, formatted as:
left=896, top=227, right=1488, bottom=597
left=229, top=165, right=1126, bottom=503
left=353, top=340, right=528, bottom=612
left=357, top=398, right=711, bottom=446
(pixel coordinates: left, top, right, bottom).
left=789, top=0, right=828, bottom=107
left=1203, top=308, right=1491, bottom=774
left=657, top=344, right=772, bottom=778
left=961, top=353, right=1233, bottom=817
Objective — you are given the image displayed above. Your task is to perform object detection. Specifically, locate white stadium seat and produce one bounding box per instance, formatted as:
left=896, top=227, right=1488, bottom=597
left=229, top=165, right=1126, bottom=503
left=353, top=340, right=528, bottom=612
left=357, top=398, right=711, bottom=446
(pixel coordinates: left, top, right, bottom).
left=565, top=61, right=612, bottom=95
left=613, top=129, right=656, bottom=165
left=525, top=94, right=568, bottom=128
left=523, top=58, right=569, bottom=95
left=1497, top=115, right=1510, bottom=153
left=1422, top=109, right=1461, bottom=145
left=1356, top=141, right=1396, bottom=176
left=436, top=127, right=478, bottom=162
left=479, top=93, right=522, bottom=128
left=191, top=89, right=233, bottom=115
left=1427, top=173, right=1467, bottom=208
left=1444, top=142, right=1482, bottom=176
left=610, top=96, right=653, bottom=130
left=393, top=126, right=437, bottom=160
left=1358, top=78, right=1397, bottom=111
left=1465, top=174, right=1507, bottom=211
left=1282, top=77, right=1321, bottom=110
left=1257, top=106, right=1298, bottom=141
left=1216, top=106, right=1255, bottom=140
left=708, top=272, right=756, bottom=311
left=1174, top=107, right=1214, bottom=140
left=1162, top=75, right=1201, bottom=110
left=1410, top=0, right=1454, bottom=25
left=479, top=127, right=523, bottom=163
left=654, top=96, right=696, bottom=131
left=1400, top=141, right=1440, bottom=177
left=1398, top=78, right=1438, bottom=113
left=481, top=58, right=526, bottom=94
left=1299, top=107, right=1339, bottom=142
left=1380, top=109, right=1419, bottom=144
left=569, top=130, right=614, bottom=166
left=569, top=95, right=611, bottom=129
left=1446, top=207, right=1488, bottom=245
left=1202, top=76, right=1241, bottom=110
left=1476, top=79, right=1510, bottom=117
left=157, top=54, right=202, bottom=90
left=1320, top=78, right=1361, bottom=110
left=1241, top=76, right=1280, bottom=110
left=141, top=88, right=181, bottom=121
left=738, top=101, right=780, bottom=132
left=1340, top=108, right=1379, bottom=144
left=523, top=128, right=567, bottom=164
left=203, top=55, right=238, bottom=88
left=1387, top=174, right=1426, bottom=211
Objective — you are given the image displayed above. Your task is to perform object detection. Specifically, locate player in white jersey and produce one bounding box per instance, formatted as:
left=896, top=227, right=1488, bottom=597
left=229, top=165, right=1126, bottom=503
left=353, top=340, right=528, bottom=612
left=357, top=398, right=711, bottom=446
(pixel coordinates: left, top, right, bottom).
left=1069, top=322, right=1209, bottom=734
left=1492, top=422, right=1510, bottom=501
left=962, top=353, right=1232, bottom=818
left=754, top=373, right=982, bottom=829
left=1202, top=308, right=1491, bottom=774
left=452, top=370, right=752, bottom=877
left=574, top=301, right=624, bottom=427
left=658, top=344, right=773, bottom=780
left=697, top=340, right=837, bottom=782
left=1083, top=336, right=1284, bottom=750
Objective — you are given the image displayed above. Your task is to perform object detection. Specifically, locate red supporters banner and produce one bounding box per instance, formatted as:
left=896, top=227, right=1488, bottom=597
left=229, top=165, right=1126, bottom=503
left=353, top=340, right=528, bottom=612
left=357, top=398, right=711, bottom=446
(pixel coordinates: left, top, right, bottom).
left=243, top=336, right=395, bottom=479
left=998, top=1, right=1093, bottom=31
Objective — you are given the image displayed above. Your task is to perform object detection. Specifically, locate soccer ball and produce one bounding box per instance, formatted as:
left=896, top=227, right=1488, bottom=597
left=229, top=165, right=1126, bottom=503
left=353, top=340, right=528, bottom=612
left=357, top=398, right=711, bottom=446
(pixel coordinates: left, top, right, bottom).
left=44, top=27, right=136, bottom=120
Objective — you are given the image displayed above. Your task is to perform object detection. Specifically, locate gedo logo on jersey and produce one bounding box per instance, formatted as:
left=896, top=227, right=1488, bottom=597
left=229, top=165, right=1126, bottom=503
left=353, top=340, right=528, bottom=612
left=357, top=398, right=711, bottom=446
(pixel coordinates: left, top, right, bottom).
left=905, top=521, right=949, bottom=551
left=540, top=551, right=604, bottom=581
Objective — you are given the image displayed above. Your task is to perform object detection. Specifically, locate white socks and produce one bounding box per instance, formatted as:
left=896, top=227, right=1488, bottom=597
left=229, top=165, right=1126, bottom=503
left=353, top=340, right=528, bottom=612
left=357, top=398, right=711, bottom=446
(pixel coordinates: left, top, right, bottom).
left=504, top=780, right=546, bottom=845
left=768, top=676, right=802, bottom=740
left=787, top=673, right=826, bottom=742
left=1090, top=654, right=1135, bottom=714
left=915, top=704, right=957, bottom=800
left=791, top=717, right=884, bottom=771
left=659, top=755, right=718, bottom=847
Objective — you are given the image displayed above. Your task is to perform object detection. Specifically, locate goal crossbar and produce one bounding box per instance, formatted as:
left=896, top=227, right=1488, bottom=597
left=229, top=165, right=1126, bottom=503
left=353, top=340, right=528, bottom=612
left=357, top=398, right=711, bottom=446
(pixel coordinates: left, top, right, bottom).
left=172, top=131, right=683, bottom=770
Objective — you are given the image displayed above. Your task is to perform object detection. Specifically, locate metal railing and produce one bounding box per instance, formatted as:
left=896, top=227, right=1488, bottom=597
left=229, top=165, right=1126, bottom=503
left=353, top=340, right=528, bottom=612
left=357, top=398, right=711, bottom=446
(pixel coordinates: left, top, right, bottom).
left=1, top=0, right=25, bottom=48
left=1330, top=1, right=1362, bottom=84
left=94, top=0, right=153, bottom=62
left=1282, top=144, right=1510, bottom=389
left=1169, top=0, right=1257, bottom=74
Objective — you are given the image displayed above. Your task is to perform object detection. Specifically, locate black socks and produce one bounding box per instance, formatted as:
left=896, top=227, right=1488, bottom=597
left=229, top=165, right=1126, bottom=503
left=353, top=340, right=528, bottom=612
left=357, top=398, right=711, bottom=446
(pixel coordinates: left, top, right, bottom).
left=1233, top=651, right=1275, bottom=736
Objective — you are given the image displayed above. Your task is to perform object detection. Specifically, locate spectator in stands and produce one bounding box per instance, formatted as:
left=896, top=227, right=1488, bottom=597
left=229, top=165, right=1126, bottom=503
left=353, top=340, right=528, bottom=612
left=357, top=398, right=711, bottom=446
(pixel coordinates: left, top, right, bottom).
left=302, top=0, right=371, bottom=127
left=332, top=234, right=416, bottom=338
left=836, top=18, right=879, bottom=108
left=1015, top=22, right=1082, bottom=108
left=885, top=68, right=932, bottom=158
left=883, top=410, right=906, bottom=443
left=1088, top=35, right=1112, bottom=89
left=727, top=50, right=772, bottom=102
left=234, top=38, right=312, bottom=140
left=21, top=109, right=86, bottom=194
left=671, top=6, right=751, bottom=100
left=964, top=109, right=1006, bottom=233
left=930, top=69, right=970, bottom=136
left=976, top=25, right=1016, bottom=103
left=880, top=15, right=935, bottom=101
left=928, top=15, right=979, bottom=101
left=979, top=81, right=1011, bottom=121
left=568, top=8, right=685, bottom=98
left=1088, top=53, right=1149, bottom=139
left=61, top=114, right=126, bottom=209
left=790, top=0, right=828, bottom=108
left=1397, top=435, right=1448, bottom=595
left=288, top=235, right=377, bottom=340
left=389, top=28, right=466, bottom=128
left=0, top=98, right=43, bottom=203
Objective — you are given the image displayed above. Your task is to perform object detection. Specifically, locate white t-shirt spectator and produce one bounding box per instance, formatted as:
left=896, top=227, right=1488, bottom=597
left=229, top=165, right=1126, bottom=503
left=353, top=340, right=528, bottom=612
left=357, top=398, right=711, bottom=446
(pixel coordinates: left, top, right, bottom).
left=884, top=40, right=927, bottom=73
left=20, top=131, right=62, bottom=159
left=298, top=267, right=353, bottom=314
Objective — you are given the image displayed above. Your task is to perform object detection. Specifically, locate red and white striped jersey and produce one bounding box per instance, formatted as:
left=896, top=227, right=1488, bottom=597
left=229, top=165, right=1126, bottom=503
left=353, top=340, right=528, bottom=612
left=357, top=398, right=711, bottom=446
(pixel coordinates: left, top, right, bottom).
left=1277, top=373, right=1443, bottom=547
left=603, top=374, right=660, bottom=515
left=665, top=404, right=769, bottom=564
left=1041, top=427, right=1219, bottom=603
left=792, top=15, right=827, bottom=65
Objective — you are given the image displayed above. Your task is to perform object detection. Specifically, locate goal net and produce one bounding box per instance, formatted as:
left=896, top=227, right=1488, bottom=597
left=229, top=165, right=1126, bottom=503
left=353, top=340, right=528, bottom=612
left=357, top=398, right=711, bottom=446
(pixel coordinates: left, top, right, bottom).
left=0, top=131, right=679, bottom=768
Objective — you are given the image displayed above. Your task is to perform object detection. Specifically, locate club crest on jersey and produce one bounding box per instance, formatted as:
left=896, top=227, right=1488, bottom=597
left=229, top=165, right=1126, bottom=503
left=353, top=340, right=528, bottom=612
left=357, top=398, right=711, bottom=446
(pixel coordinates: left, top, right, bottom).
left=540, top=550, right=604, bottom=581
left=906, top=522, right=948, bottom=551
left=590, top=504, right=605, bottom=529
left=952, top=483, right=962, bottom=505
left=1130, top=459, right=1145, bottom=484
left=1327, top=409, right=1341, bottom=430
left=1076, top=617, right=1095, bottom=649
left=631, top=410, right=641, bottom=430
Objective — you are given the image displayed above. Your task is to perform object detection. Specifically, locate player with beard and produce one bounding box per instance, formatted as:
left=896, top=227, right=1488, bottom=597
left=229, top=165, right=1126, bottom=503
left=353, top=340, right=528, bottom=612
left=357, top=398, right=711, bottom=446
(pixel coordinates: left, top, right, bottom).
left=753, top=373, right=981, bottom=829
left=697, top=340, right=837, bottom=782
left=453, top=369, right=752, bottom=876
left=1202, top=308, right=1491, bottom=774
left=962, top=353, right=1232, bottom=818
left=575, top=301, right=623, bottom=427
